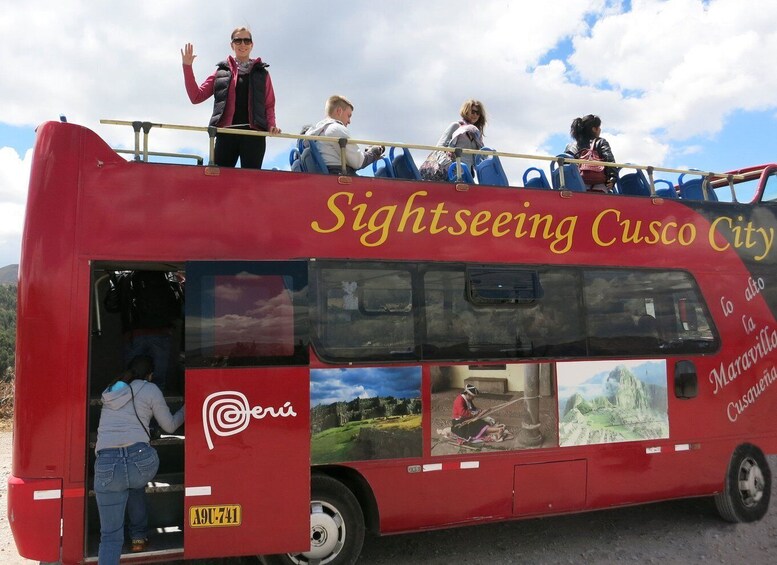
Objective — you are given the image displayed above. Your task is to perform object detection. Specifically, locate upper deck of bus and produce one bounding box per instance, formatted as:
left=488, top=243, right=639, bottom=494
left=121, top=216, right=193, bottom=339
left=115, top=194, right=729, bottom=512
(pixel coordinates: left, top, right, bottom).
left=95, top=118, right=777, bottom=203
left=24, top=119, right=777, bottom=274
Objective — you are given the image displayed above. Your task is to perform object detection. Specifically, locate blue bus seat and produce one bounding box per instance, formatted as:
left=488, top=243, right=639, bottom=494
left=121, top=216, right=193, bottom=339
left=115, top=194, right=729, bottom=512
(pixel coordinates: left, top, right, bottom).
left=550, top=156, right=586, bottom=192
left=390, top=147, right=422, bottom=180
left=372, top=156, right=395, bottom=178
left=654, top=179, right=678, bottom=198
left=617, top=168, right=652, bottom=197
left=300, top=140, right=329, bottom=174
left=522, top=167, right=551, bottom=189
left=475, top=148, right=509, bottom=186
left=289, top=147, right=302, bottom=172
left=678, top=173, right=718, bottom=201
left=447, top=161, right=475, bottom=183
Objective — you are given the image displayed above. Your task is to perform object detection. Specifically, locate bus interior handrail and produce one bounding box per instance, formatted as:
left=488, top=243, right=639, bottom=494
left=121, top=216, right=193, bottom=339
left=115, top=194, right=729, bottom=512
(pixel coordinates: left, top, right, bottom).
left=100, top=119, right=752, bottom=198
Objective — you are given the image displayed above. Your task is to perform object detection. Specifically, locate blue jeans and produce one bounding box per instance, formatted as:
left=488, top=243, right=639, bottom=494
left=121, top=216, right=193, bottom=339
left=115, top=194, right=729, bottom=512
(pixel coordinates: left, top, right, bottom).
left=124, top=333, right=172, bottom=391
left=94, top=443, right=159, bottom=565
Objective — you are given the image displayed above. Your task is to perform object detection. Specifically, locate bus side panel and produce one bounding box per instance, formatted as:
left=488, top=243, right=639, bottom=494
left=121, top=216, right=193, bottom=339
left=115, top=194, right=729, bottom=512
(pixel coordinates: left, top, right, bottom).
left=184, top=368, right=310, bottom=559
left=7, top=477, right=62, bottom=562
left=358, top=459, right=516, bottom=531
left=584, top=442, right=727, bottom=509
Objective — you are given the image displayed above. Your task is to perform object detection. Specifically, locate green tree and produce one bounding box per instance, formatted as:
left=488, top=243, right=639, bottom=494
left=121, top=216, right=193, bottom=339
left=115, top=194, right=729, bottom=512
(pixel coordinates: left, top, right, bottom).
left=0, top=284, right=17, bottom=382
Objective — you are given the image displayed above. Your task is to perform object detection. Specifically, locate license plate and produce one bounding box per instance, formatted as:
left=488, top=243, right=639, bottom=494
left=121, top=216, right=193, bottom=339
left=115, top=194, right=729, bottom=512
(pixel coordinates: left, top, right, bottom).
left=189, top=504, right=242, bottom=528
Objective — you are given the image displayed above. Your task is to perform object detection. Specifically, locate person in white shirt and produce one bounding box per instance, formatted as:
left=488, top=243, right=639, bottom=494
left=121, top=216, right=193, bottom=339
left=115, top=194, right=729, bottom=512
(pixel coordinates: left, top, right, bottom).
left=305, top=95, right=384, bottom=175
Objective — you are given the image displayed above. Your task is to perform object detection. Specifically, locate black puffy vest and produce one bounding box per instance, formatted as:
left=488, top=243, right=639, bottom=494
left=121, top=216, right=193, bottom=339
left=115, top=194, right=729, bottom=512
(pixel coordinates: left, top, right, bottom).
left=210, top=59, right=269, bottom=130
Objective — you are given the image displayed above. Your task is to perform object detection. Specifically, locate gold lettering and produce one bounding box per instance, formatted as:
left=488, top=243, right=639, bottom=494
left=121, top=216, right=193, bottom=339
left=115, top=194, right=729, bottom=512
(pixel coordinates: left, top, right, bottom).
left=311, top=191, right=351, bottom=234
left=592, top=209, right=618, bottom=246
left=450, top=209, right=471, bottom=235
left=492, top=212, right=513, bottom=237
left=709, top=217, right=731, bottom=252
left=361, top=204, right=397, bottom=247
left=550, top=215, right=577, bottom=254
left=470, top=211, right=492, bottom=236
left=397, top=191, right=428, bottom=233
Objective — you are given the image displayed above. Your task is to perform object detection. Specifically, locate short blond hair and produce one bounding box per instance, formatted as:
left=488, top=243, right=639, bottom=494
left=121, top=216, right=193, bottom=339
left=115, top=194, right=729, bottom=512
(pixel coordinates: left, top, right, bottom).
left=326, top=95, right=354, bottom=117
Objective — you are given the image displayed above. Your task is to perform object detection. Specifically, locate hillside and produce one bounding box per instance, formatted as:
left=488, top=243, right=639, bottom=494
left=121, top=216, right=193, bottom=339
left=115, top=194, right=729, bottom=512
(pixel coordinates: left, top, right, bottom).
left=0, top=264, right=18, bottom=285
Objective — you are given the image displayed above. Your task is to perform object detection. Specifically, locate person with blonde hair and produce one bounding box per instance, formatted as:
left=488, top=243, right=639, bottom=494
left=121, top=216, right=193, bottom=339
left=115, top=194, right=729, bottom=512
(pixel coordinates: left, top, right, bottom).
left=420, top=99, right=487, bottom=181
left=182, top=26, right=281, bottom=169
left=304, top=95, right=384, bottom=175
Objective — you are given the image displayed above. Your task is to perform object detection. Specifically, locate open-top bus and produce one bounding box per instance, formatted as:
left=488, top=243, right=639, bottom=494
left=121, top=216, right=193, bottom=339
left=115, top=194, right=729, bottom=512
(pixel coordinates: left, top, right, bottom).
left=8, top=119, right=777, bottom=564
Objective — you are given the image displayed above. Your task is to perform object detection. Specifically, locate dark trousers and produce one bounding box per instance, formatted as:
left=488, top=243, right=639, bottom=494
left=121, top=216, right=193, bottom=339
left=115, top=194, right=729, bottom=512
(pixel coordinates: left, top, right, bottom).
left=214, top=130, right=267, bottom=169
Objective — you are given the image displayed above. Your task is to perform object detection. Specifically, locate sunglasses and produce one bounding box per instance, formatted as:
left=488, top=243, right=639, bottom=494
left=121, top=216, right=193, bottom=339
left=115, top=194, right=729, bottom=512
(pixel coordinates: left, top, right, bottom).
left=470, top=108, right=481, bottom=115
left=232, top=37, right=253, bottom=45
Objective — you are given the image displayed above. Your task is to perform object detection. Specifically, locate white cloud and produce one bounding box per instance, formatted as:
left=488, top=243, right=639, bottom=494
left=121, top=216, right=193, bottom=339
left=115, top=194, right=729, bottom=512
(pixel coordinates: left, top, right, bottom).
left=0, top=147, right=30, bottom=265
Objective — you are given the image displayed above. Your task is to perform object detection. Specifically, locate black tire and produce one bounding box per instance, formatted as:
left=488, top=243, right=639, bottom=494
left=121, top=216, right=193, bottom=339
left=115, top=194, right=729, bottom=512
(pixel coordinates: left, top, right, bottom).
left=260, top=474, right=365, bottom=565
left=714, top=443, right=772, bottom=523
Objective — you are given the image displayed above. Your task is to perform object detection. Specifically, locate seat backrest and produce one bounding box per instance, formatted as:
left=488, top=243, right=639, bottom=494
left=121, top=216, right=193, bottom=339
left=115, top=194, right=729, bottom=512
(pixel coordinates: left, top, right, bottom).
left=390, top=147, right=422, bottom=180
left=550, top=156, right=586, bottom=192
left=475, top=148, right=509, bottom=186
left=653, top=179, right=678, bottom=198
left=372, top=156, right=395, bottom=178
left=300, top=140, right=329, bottom=174
left=522, top=167, right=551, bottom=189
left=447, top=161, right=475, bottom=183
left=678, top=173, right=718, bottom=201
left=288, top=148, right=301, bottom=172
left=617, top=169, right=652, bottom=197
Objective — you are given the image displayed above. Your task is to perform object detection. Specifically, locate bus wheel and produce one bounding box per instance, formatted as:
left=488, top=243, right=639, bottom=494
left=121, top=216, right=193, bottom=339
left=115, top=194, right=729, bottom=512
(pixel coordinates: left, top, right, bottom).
left=714, top=443, right=772, bottom=523
left=261, top=474, right=365, bottom=565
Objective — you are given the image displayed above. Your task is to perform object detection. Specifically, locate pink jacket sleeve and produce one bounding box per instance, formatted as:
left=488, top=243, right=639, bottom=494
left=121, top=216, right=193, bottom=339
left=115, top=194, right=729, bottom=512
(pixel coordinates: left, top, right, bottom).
left=264, top=72, right=277, bottom=129
left=183, top=64, right=215, bottom=104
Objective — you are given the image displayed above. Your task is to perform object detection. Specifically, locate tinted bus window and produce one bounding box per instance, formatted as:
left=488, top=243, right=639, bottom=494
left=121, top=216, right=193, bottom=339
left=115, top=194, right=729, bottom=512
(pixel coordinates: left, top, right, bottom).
left=583, top=269, right=718, bottom=356
left=424, top=267, right=585, bottom=360
left=185, top=261, right=308, bottom=367
left=311, top=263, right=415, bottom=361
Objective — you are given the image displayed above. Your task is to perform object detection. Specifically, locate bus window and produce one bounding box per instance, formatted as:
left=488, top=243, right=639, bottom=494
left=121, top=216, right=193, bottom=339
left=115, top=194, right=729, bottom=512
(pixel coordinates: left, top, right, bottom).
left=761, top=171, right=777, bottom=203
left=185, top=261, right=308, bottom=367
left=466, top=266, right=543, bottom=304
left=311, top=263, right=415, bottom=361
left=423, top=267, right=585, bottom=360
left=583, top=270, right=719, bottom=356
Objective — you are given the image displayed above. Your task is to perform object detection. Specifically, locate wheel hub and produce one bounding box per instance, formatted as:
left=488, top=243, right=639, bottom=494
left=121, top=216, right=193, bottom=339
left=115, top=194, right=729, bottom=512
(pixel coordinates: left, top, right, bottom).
left=738, top=457, right=765, bottom=507
left=300, top=502, right=344, bottom=561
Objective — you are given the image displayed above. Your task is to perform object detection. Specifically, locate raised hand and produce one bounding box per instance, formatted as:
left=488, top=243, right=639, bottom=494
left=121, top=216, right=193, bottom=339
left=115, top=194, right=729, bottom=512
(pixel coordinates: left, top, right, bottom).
left=181, top=43, right=197, bottom=66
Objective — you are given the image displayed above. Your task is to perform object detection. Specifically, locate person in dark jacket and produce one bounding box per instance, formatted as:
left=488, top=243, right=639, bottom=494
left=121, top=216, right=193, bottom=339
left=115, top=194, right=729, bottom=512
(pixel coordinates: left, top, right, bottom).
left=182, top=26, right=281, bottom=168
left=564, top=114, right=618, bottom=192
left=94, top=355, right=184, bottom=563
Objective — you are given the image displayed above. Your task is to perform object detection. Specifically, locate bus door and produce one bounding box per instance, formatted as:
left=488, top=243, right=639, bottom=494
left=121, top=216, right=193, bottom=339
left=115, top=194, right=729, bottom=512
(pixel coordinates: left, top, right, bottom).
left=183, top=261, right=310, bottom=559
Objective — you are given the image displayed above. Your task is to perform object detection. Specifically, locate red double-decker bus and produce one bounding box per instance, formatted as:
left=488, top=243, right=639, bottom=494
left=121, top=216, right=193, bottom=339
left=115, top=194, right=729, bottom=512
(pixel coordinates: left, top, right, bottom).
left=8, top=120, right=777, bottom=564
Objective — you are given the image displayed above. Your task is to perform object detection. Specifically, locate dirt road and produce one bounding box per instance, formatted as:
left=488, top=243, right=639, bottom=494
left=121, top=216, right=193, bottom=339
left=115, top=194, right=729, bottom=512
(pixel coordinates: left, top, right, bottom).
left=2, top=429, right=775, bottom=564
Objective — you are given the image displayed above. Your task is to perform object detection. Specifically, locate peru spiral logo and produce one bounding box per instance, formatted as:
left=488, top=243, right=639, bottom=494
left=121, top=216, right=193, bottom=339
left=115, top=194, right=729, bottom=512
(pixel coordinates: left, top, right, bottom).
left=202, top=390, right=297, bottom=450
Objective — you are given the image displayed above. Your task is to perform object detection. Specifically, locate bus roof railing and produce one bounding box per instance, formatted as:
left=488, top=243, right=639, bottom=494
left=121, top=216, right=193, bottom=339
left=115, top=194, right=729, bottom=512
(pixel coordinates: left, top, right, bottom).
left=101, top=119, right=750, bottom=199
left=115, top=149, right=203, bottom=165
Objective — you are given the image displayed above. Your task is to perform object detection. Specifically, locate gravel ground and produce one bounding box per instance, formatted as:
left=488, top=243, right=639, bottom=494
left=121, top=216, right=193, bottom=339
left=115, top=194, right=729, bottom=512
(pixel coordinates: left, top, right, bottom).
left=2, top=428, right=775, bottom=564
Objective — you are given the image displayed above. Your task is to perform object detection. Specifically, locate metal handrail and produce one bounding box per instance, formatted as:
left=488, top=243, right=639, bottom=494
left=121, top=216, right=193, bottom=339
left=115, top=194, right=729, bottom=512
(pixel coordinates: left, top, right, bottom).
left=100, top=118, right=748, bottom=187
left=115, top=149, right=203, bottom=165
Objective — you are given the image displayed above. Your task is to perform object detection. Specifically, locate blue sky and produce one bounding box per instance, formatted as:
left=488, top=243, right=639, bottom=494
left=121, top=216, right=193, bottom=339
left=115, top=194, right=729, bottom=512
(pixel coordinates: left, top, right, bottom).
left=2, top=0, right=777, bottom=267
left=310, top=367, right=422, bottom=407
